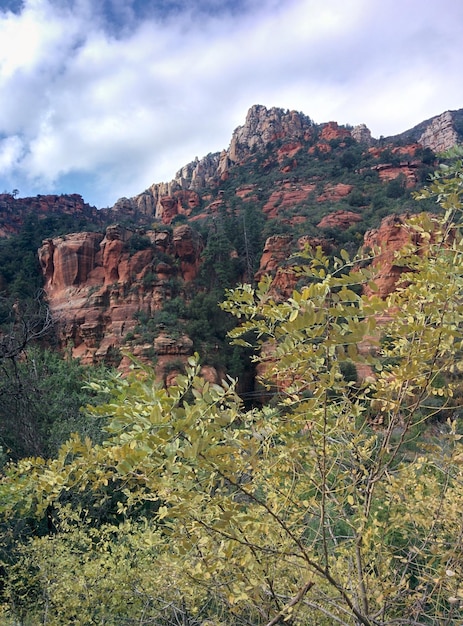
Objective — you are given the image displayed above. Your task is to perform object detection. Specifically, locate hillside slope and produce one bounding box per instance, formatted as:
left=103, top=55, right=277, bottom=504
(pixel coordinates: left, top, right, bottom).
left=1, top=104, right=461, bottom=386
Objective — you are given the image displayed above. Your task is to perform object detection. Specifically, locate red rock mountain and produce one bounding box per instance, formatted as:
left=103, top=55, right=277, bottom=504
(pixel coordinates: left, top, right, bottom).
left=109, top=105, right=463, bottom=225
left=1, top=104, right=463, bottom=382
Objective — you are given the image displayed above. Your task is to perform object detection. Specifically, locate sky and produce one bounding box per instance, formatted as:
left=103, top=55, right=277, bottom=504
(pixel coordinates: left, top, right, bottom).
left=0, top=0, right=462, bottom=208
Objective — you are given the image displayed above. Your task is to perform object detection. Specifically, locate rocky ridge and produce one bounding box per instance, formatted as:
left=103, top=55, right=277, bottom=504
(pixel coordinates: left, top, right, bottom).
left=0, top=193, right=101, bottom=238
left=2, top=103, right=463, bottom=386
left=108, top=107, right=380, bottom=224
left=1, top=106, right=461, bottom=238
left=113, top=105, right=463, bottom=224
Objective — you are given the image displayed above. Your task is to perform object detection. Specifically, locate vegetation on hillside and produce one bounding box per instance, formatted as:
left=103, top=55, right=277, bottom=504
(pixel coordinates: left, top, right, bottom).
left=0, top=121, right=441, bottom=385
left=0, top=347, right=109, bottom=461
left=127, top=132, right=439, bottom=376
left=199, top=133, right=437, bottom=245
left=0, top=155, right=463, bottom=624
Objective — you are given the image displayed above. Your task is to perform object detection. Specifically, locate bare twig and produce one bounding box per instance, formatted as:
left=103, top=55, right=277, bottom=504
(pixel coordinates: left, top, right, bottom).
left=264, top=580, right=314, bottom=626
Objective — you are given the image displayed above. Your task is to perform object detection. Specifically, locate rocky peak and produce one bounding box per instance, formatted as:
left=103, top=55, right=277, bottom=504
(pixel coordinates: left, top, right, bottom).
left=171, top=105, right=314, bottom=188
left=418, top=111, right=459, bottom=153
left=352, top=123, right=374, bottom=146
left=119, top=105, right=315, bottom=215
left=175, top=153, right=222, bottom=190
left=229, top=104, right=314, bottom=163
left=319, top=121, right=352, bottom=143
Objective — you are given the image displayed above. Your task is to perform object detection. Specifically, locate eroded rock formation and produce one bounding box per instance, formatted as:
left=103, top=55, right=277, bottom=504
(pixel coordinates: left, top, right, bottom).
left=317, top=210, right=362, bottom=230
left=418, top=111, right=459, bottom=153
left=118, top=105, right=316, bottom=216
left=362, top=213, right=428, bottom=298
left=229, top=105, right=314, bottom=163
left=39, top=224, right=203, bottom=370
left=263, top=183, right=316, bottom=218
left=352, top=123, right=374, bottom=146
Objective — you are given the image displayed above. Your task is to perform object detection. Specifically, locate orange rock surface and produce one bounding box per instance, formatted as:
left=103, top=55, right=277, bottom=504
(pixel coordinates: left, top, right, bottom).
left=362, top=213, right=427, bottom=298
left=317, top=210, right=361, bottom=230
left=317, top=183, right=353, bottom=203
left=39, top=225, right=203, bottom=370
left=262, top=183, right=316, bottom=218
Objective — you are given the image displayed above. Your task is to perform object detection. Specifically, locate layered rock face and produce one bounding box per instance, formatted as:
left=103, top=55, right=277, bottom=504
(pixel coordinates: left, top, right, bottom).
left=255, top=235, right=294, bottom=282
left=39, top=225, right=203, bottom=368
left=229, top=105, right=314, bottom=163
left=318, top=121, right=351, bottom=143
left=362, top=214, right=412, bottom=297
left=361, top=213, right=436, bottom=298
left=262, top=182, right=317, bottom=218
left=255, top=234, right=333, bottom=298
left=418, top=111, right=459, bottom=153
left=317, top=210, right=361, bottom=230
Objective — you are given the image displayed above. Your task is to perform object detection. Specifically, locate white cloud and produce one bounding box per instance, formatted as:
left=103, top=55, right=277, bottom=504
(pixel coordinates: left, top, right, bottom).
left=0, top=135, right=24, bottom=176
left=0, top=0, right=462, bottom=207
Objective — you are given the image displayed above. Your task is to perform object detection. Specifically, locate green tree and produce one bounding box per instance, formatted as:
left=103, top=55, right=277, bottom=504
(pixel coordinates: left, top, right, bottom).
left=0, top=344, right=107, bottom=460
left=2, top=155, right=463, bottom=624
left=386, top=173, right=407, bottom=198
left=200, top=219, right=243, bottom=289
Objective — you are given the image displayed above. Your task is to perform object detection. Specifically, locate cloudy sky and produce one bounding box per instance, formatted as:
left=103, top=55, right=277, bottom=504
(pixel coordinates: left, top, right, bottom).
left=0, top=0, right=462, bottom=208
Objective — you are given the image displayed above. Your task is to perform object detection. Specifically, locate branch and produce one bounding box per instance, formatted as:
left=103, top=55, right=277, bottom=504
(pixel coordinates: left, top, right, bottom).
left=264, top=580, right=314, bottom=626
left=202, top=458, right=375, bottom=626
left=0, top=292, right=54, bottom=360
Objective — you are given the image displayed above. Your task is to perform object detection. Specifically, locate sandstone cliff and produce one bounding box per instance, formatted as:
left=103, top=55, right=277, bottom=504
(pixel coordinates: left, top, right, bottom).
left=39, top=224, right=203, bottom=369
left=362, top=213, right=417, bottom=298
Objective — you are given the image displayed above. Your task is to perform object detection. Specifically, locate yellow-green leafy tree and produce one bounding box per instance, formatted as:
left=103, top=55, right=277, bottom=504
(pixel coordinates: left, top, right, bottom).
left=1, top=153, right=463, bottom=625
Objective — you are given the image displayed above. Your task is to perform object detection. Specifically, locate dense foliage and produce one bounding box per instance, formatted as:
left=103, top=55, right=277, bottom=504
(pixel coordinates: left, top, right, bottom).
left=0, top=347, right=108, bottom=461
left=0, top=157, right=463, bottom=624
